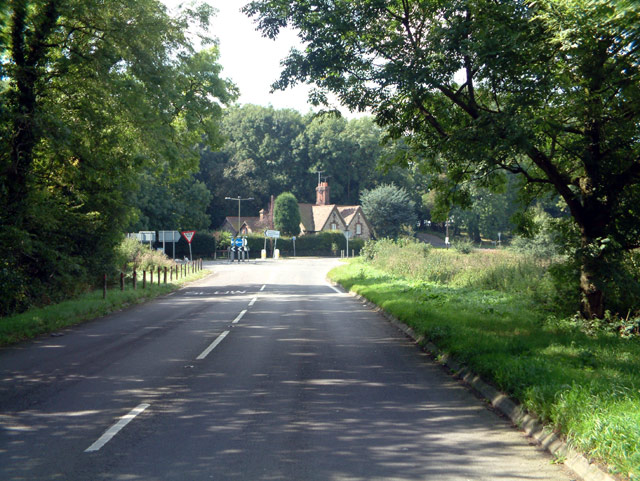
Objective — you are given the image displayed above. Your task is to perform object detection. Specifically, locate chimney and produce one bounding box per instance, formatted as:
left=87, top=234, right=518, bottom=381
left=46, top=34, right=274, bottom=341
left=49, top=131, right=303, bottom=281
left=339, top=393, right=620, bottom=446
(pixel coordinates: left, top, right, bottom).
left=316, top=181, right=330, bottom=205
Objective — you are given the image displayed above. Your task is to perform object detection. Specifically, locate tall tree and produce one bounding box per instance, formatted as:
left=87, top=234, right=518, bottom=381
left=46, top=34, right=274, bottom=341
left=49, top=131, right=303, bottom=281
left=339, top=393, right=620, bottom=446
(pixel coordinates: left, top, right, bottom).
left=0, top=0, right=235, bottom=314
left=245, top=0, right=640, bottom=318
left=361, top=184, right=417, bottom=239
left=273, top=192, right=301, bottom=236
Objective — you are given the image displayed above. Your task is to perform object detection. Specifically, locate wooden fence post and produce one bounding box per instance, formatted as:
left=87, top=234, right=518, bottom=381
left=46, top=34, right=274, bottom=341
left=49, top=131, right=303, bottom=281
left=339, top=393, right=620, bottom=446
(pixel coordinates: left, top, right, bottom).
left=157, top=266, right=161, bottom=285
left=133, top=269, right=137, bottom=290
left=164, top=266, right=167, bottom=284
left=143, top=270, right=146, bottom=289
left=120, top=272, right=124, bottom=291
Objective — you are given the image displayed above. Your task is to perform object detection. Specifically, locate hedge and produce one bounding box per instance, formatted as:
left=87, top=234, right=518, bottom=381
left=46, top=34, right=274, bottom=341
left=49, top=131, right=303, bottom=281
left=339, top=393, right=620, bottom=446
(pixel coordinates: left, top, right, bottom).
left=152, top=231, right=216, bottom=259
left=148, top=230, right=364, bottom=259
left=241, top=231, right=364, bottom=257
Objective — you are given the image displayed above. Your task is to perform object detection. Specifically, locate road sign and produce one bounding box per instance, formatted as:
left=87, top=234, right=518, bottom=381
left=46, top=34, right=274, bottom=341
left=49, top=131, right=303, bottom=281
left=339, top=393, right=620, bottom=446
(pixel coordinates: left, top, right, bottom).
left=181, top=230, right=196, bottom=244
left=265, top=229, right=280, bottom=238
left=159, top=230, right=180, bottom=242
left=137, top=231, right=156, bottom=243
left=343, top=230, right=352, bottom=239
left=233, top=238, right=243, bottom=247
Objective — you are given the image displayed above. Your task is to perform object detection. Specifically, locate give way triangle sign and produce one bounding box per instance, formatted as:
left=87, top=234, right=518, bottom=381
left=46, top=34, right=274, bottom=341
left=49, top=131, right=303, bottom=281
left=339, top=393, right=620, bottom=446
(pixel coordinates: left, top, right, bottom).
left=181, top=230, right=196, bottom=244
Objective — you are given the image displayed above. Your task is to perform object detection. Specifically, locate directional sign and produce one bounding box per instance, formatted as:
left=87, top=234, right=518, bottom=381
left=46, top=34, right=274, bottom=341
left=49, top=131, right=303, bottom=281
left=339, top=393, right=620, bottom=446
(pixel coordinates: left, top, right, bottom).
left=158, top=230, right=180, bottom=242
left=181, top=230, right=196, bottom=244
left=233, top=238, right=243, bottom=247
left=137, top=231, right=156, bottom=243
left=265, top=229, right=280, bottom=238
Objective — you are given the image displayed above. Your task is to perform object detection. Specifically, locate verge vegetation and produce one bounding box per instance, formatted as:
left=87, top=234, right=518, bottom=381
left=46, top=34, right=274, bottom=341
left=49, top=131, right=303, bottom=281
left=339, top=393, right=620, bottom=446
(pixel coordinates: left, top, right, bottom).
left=0, top=238, right=210, bottom=347
left=329, top=239, right=640, bottom=480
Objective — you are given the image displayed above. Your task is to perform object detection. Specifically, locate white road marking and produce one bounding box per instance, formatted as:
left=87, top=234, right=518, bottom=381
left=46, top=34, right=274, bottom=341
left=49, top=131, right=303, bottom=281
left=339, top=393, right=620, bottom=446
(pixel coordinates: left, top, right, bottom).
left=85, top=403, right=150, bottom=453
left=248, top=297, right=257, bottom=307
left=260, top=285, right=266, bottom=292
left=232, top=310, right=247, bottom=324
left=196, top=331, right=230, bottom=360
left=327, top=284, right=342, bottom=294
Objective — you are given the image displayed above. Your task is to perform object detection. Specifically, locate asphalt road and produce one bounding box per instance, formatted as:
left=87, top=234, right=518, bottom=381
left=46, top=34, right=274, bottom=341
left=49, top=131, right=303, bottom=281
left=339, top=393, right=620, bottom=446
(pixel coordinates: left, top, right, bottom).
left=0, top=258, right=575, bottom=480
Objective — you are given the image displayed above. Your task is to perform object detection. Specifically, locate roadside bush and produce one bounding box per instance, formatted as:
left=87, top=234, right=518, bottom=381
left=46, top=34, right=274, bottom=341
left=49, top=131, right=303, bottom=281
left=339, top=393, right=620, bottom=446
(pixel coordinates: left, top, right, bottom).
left=116, top=237, right=174, bottom=273
left=362, top=238, right=553, bottom=299
left=453, top=238, right=474, bottom=254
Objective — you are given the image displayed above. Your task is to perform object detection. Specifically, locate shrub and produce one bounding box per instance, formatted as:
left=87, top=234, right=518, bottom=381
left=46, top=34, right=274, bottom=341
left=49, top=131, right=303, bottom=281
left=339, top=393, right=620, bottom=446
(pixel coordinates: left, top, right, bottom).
left=273, top=192, right=301, bottom=236
left=116, top=237, right=174, bottom=273
left=453, top=238, right=474, bottom=254
left=361, top=238, right=554, bottom=299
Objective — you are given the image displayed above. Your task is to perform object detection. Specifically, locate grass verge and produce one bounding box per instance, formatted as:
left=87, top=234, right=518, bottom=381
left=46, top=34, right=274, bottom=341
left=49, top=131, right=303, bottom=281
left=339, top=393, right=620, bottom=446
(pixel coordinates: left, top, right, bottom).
left=0, top=268, right=210, bottom=347
left=329, top=258, right=640, bottom=481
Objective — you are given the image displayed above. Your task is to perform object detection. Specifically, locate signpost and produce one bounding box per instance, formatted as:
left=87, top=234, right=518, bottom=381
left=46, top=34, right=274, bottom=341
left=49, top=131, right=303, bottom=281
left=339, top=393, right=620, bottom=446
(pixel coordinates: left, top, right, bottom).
left=159, top=230, right=180, bottom=259
left=265, top=230, right=281, bottom=259
left=137, top=231, right=156, bottom=248
left=344, top=230, right=352, bottom=258
left=181, top=230, right=196, bottom=261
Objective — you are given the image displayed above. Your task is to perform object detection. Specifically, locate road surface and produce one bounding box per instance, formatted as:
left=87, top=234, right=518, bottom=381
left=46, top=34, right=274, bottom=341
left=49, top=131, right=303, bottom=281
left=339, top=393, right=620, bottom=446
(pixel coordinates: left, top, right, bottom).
left=0, top=258, right=575, bottom=480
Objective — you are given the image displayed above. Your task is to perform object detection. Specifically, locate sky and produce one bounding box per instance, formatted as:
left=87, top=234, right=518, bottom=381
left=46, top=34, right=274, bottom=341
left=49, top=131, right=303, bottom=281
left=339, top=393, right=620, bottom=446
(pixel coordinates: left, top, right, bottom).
left=162, top=0, right=353, bottom=116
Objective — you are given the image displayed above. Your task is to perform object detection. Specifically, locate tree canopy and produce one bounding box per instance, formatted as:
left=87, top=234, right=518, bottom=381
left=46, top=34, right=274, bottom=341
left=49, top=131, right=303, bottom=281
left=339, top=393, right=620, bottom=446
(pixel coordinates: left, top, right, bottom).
left=361, top=184, right=417, bottom=239
left=245, top=0, right=640, bottom=318
left=273, top=192, right=301, bottom=236
left=196, top=104, right=429, bottom=228
left=0, top=0, right=236, bottom=315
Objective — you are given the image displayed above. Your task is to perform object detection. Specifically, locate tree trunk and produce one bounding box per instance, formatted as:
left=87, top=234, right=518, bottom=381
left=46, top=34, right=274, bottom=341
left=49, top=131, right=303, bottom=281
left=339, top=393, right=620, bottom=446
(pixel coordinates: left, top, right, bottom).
left=579, top=258, right=605, bottom=319
left=578, top=221, right=608, bottom=319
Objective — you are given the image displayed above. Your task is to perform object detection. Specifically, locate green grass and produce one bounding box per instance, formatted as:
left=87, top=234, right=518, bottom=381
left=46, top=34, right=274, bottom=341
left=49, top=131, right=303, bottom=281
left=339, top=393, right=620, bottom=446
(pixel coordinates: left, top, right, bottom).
left=329, top=258, right=640, bottom=480
left=0, top=268, right=210, bottom=347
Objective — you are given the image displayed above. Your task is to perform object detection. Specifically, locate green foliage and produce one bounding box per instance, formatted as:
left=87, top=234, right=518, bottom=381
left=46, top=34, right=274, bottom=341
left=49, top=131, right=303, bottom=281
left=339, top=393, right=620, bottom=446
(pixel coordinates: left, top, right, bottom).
left=198, top=105, right=429, bottom=228
left=328, top=259, right=640, bottom=479
left=115, top=237, right=174, bottom=272
left=360, top=238, right=554, bottom=302
left=245, top=0, right=640, bottom=318
left=128, top=172, right=213, bottom=232
left=239, top=231, right=364, bottom=257
left=0, top=1, right=235, bottom=315
left=172, top=231, right=217, bottom=259
left=452, top=239, right=474, bottom=254
left=361, top=184, right=417, bottom=239
left=273, top=192, right=301, bottom=236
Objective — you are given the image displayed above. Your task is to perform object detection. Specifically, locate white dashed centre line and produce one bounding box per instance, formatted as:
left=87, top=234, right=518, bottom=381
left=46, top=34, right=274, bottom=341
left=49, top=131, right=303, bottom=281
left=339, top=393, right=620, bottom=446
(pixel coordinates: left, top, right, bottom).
left=248, top=297, right=257, bottom=307
left=85, top=403, right=150, bottom=453
left=196, top=331, right=230, bottom=360
left=260, top=284, right=266, bottom=292
left=232, top=310, right=247, bottom=324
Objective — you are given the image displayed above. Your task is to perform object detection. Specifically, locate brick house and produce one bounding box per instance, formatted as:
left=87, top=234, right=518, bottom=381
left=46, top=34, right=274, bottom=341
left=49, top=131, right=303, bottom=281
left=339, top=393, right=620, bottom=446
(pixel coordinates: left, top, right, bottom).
left=298, top=181, right=372, bottom=239
left=221, top=182, right=372, bottom=240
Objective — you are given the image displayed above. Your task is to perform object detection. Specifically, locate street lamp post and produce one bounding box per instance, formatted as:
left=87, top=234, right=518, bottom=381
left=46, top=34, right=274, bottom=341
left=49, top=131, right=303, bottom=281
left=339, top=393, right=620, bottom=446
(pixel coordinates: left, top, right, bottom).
left=225, top=196, right=254, bottom=236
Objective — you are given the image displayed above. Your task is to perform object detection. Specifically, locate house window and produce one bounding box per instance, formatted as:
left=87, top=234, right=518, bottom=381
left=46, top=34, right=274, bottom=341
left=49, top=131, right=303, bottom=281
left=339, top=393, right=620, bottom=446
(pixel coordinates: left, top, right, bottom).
left=331, top=222, right=337, bottom=230
left=356, top=223, right=362, bottom=235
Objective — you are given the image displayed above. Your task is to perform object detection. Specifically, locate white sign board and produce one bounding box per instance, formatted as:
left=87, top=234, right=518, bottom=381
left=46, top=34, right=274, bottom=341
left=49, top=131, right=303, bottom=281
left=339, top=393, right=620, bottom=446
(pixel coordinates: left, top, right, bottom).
left=265, top=230, right=280, bottom=238
left=158, top=230, right=181, bottom=242
left=343, top=230, right=352, bottom=239
left=138, top=231, right=156, bottom=243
